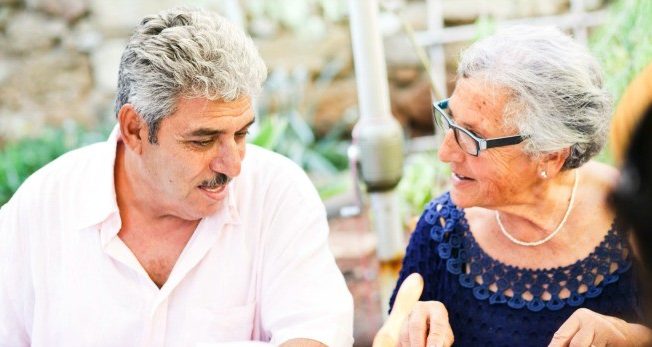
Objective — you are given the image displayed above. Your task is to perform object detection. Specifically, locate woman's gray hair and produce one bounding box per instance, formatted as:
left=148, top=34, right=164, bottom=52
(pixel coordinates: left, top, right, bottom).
left=457, top=25, right=611, bottom=169
left=115, top=7, right=267, bottom=143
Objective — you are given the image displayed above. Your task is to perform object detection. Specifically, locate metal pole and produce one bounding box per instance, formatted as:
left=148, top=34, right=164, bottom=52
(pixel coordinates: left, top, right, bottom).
left=571, top=0, right=588, bottom=45
left=348, top=0, right=406, bottom=315
left=427, top=0, right=447, bottom=98
left=349, top=0, right=392, bottom=119
left=221, top=0, right=245, bottom=30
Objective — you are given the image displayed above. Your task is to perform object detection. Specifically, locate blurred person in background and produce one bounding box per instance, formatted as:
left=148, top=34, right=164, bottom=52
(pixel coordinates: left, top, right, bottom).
left=610, top=103, right=652, bottom=334
left=389, top=25, right=643, bottom=346
left=609, top=62, right=652, bottom=166
left=0, top=7, right=353, bottom=347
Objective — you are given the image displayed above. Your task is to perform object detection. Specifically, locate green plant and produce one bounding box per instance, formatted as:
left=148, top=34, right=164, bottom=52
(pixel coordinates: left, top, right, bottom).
left=249, top=109, right=352, bottom=201
left=397, top=151, right=450, bottom=221
left=251, top=63, right=354, bottom=199
left=249, top=112, right=350, bottom=175
left=588, top=0, right=652, bottom=164
left=590, top=0, right=652, bottom=103
left=0, top=122, right=111, bottom=205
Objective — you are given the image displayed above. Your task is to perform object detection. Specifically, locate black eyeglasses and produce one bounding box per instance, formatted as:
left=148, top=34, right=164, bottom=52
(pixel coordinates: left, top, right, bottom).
left=432, top=98, right=527, bottom=156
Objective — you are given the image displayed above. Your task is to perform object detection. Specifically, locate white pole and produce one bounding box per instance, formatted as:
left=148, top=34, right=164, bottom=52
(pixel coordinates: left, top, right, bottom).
left=427, top=0, right=447, bottom=98
left=348, top=0, right=406, bottom=316
left=348, top=0, right=392, bottom=120
left=221, top=0, right=245, bottom=30
left=571, top=0, right=588, bottom=45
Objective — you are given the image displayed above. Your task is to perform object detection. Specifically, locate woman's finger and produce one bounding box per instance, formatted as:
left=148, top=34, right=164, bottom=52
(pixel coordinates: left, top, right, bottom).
left=592, top=316, right=628, bottom=347
left=568, top=326, right=595, bottom=347
left=407, top=305, right=428, bottom=347
left=373, top=273, right=424, bottom=347
left=399, top=316, right=411, bottom=347
left=549, top=311, right=582, bottom=347
left=425, top=301, right=453, bottom=347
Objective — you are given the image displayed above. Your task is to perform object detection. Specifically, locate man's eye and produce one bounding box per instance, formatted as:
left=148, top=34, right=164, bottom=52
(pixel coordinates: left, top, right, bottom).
left=192, top=140, right=213, bottom=147
left=235, top=130, right=250, bottom=138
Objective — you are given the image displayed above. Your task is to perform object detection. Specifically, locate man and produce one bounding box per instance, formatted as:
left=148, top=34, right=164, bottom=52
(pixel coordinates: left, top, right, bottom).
left=0, top=7, right=353, bottom=346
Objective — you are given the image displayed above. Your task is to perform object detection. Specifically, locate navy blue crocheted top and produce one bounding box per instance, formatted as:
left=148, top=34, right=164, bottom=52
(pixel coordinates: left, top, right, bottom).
left=390, top=193, right=641, bottom=347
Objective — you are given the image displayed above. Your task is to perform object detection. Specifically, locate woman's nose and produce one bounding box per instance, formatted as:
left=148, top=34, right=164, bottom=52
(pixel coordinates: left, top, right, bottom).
left=438, top=129, right=464, bottom=163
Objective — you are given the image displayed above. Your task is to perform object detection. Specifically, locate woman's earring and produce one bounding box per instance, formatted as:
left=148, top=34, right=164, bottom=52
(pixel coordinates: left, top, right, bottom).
left=540, top=170, right=548, bottom=179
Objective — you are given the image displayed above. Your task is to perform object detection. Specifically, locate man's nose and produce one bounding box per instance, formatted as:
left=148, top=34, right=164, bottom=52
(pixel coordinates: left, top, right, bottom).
left=209, top=139, right=242, bottom=178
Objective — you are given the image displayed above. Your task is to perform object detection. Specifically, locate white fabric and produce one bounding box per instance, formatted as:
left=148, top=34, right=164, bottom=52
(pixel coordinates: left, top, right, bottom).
left=0, top=126, right=353, bottom=347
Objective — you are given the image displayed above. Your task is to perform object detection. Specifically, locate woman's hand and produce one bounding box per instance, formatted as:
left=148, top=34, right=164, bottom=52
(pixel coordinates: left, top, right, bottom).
left=398, top=301, right=454, bottom=347
left=548, top=308, right=652, bottom=347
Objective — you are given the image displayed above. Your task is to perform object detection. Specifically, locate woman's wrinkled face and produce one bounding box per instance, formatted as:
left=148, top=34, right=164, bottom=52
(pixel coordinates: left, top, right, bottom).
left=438, top=78, right=540, bottom=209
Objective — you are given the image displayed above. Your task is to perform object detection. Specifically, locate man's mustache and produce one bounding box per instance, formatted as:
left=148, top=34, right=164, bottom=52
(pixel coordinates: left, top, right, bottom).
left=199, top=173, right=232, bottom=189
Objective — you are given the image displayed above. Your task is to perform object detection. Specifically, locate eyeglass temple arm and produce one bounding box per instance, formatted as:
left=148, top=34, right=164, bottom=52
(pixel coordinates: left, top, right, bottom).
left=485, top=135, right=526, bottom=149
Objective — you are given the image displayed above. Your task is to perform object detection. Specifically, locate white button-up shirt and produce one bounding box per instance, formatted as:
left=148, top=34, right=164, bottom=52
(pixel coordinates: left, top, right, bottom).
left=0, top=127, right=353, bottom=347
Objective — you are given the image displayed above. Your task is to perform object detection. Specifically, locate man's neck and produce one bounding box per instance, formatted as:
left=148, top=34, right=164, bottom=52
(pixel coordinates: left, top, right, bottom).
left=113, top=141, right=199, bottom=288
left=114, top=141, right=199, bottom=235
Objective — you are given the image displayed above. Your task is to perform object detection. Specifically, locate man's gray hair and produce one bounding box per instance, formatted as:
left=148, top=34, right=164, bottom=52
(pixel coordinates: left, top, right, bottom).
left=115, top=7, right=267, bottom=143
left=457, top=25, right=611, bottom=169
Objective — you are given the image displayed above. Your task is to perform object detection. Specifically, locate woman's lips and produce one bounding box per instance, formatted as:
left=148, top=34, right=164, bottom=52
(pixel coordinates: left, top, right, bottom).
left=451, top=172, right=475, bottom=186
left=453, top=172, right=475, bottom=181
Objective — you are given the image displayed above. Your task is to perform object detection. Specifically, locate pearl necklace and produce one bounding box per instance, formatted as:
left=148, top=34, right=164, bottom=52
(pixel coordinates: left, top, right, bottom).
left=495, top=170, right=579, bottom=247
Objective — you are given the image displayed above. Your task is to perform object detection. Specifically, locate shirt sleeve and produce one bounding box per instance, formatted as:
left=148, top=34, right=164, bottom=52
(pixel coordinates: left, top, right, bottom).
left=258, top=168, right=354, bottom=346
left=0, top=192, right=33, bottom=346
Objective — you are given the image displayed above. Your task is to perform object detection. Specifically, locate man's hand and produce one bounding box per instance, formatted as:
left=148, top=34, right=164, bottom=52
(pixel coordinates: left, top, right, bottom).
left=398, top=301, right=454, bottom=347
left=548, top=308, right=652, bottom=347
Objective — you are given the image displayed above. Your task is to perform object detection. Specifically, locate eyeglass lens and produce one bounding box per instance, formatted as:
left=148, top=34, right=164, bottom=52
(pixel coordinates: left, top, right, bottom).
left=437, top=107, right=478, bottom=155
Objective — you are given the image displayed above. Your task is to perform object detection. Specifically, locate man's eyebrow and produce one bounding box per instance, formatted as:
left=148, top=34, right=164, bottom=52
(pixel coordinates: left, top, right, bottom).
left=237, top=118, right=256, bottom=132
left=187, top=128, right=220, bottom=137
left=186, top=118, right=256, bottom=137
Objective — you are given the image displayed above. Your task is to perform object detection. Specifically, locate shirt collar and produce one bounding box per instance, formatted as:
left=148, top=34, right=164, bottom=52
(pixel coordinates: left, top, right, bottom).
left=74, top=124, right=241, bottom=230
left=72, top=125, right=121, bottom=230
left=224, top=182, right=241, bottom=226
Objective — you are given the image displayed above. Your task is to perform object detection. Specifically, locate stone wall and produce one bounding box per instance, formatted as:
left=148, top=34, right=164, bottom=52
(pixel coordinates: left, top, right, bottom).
left=0, top=0, right=350, bottom=141
left=0, top=0, right=606, bottom=142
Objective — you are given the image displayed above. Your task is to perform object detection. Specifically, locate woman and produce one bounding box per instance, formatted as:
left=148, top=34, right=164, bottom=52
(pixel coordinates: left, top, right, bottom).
left=390, top=26, right=643, bottom=346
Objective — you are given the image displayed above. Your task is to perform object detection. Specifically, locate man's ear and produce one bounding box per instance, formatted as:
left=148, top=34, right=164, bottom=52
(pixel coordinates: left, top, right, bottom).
left=541, top=147, right=571, bottom=178
left=118, top=104, right=148, bottom=155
